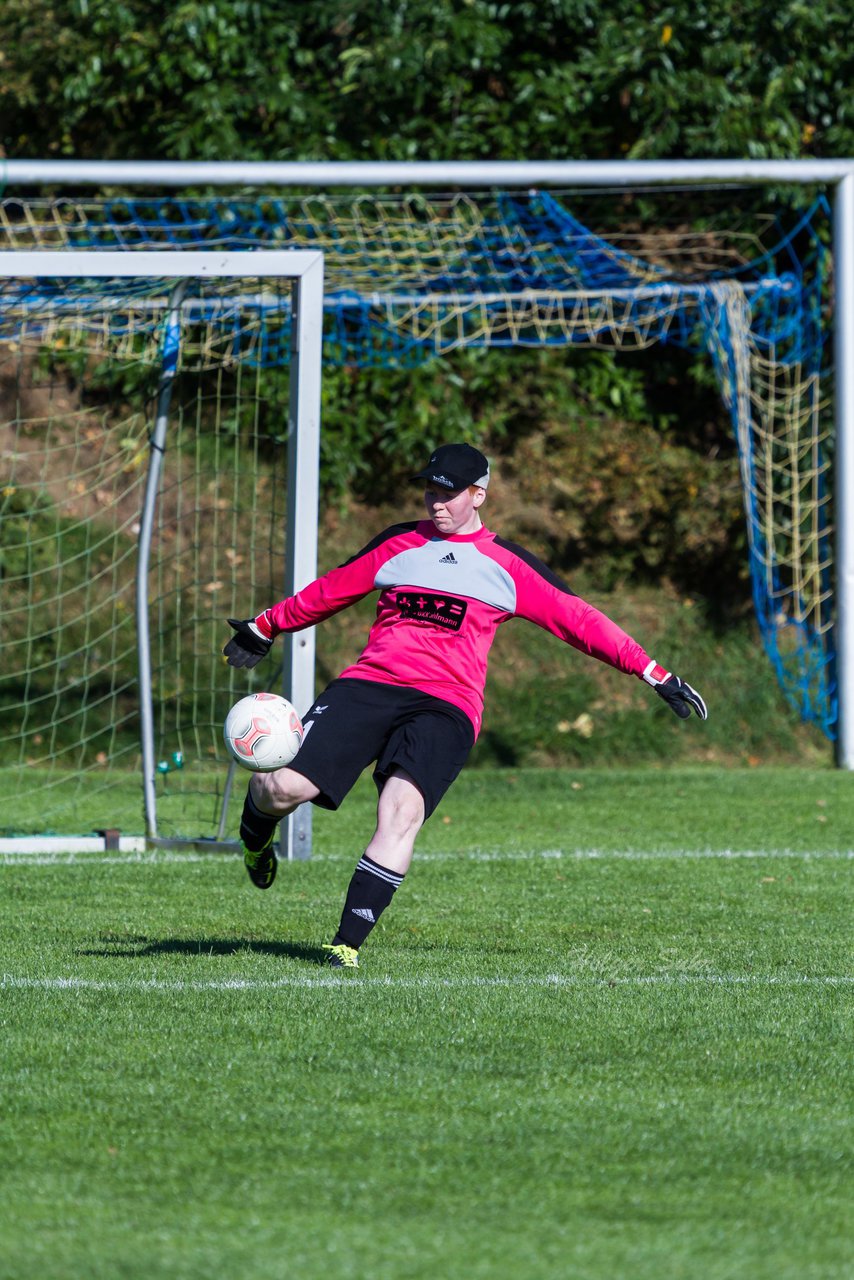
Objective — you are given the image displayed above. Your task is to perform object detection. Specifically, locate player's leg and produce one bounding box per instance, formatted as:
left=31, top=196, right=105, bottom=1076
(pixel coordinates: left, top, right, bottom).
left=365, top=768, right=426, bottom=874
left=324, top=769, right=423, bottom=967
left=247, top=765, right=321, bottom=828
left=240, top=678, right=393, bottom=891
left=325, top=697, right=474, bottom=968
left=239, top=767, right=320, bottom=888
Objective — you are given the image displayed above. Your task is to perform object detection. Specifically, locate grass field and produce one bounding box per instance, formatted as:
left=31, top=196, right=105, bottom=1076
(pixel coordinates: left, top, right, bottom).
left=1, top=768, right=851, bottom=1280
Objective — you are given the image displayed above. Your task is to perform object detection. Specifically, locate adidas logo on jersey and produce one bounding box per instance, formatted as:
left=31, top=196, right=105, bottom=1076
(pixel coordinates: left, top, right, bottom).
left=439, top=551, right=458, bottom=564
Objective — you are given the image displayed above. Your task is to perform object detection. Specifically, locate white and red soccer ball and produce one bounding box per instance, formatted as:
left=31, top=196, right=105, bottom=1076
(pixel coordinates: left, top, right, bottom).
left=223, top=692, right=304, bottom=772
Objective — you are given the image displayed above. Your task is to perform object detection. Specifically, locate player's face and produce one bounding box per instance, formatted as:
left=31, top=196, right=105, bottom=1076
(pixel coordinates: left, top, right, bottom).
left=424, top=483, right=485, bottom=535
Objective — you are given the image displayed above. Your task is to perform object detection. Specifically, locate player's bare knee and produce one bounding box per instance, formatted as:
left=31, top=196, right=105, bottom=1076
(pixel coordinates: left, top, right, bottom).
left=251, top=767, right=317, bottom=814
left=378, top=783, right=425, bottom=839
left=399, top=794, right=425, bottom=835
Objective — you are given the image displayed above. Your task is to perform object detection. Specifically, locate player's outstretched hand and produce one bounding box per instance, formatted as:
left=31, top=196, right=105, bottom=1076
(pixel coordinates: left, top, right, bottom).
left=222, top=618, right=273, bottom=669
left=656, top=674, right=707, bottom=720
left=643, top=663, right=708, bottom=720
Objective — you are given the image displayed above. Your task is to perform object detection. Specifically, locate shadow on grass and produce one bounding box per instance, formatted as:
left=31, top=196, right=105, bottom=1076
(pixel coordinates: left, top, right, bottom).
left=78, top=936, right=328, bottom=965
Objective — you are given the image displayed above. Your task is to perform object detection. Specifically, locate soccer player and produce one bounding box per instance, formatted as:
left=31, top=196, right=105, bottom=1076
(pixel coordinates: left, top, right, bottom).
left=223, top=442, right=707, bottom=968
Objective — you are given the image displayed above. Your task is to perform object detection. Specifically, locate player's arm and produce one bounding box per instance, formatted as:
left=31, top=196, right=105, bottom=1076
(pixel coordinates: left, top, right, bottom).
left=495, top=539, right=707, bottom=721
left=549, top=597, right=706, bottom=719
left=223, top=562, right=379, bottom=670
left=223, top=522, right=419, bottom=669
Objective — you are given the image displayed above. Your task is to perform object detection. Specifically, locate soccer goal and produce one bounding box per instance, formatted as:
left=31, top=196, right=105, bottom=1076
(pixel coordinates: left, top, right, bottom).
left=0, top=250, right=323, bottom=857
left=1, top=160, right=852, bottom=858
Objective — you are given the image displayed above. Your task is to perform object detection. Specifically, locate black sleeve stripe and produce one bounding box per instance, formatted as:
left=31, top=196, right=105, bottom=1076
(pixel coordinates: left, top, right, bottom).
left=492, top=535, right=577, bottom=597
left=338, top=521, right=421, bottom=569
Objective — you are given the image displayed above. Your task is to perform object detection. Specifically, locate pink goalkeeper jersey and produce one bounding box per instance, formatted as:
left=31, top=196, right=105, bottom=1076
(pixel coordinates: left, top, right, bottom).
left=257, top=521, right=652, bottom=737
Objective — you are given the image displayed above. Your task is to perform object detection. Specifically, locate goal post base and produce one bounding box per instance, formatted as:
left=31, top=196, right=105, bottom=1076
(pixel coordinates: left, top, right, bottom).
left=0, top=830, right=309, bottom=859
left=0, top=835, right=148, bottom=855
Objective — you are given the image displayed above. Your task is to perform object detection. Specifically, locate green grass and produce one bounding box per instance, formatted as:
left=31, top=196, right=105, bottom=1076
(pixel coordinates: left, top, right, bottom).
left=1, top=769, right=852, bottom=1279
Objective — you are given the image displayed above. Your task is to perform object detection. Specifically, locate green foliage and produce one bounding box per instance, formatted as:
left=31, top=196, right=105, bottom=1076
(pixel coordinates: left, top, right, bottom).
left=501, top=397, right=745, bottom=592
left=319, top=357, right=494, bottom=501
left=3, top=0, right=852, bottom=162
left=0, top=483, right=57, bottom=581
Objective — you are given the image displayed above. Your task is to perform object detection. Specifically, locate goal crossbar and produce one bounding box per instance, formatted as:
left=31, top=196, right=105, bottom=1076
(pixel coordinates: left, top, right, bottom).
left=0, top=249, right=323, bottom=277
left=3, top=158, right=853, bottom=187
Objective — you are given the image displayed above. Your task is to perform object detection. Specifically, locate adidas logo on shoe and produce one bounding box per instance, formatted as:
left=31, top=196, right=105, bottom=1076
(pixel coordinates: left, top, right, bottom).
left=351, top=907, right=376, bottom=922
left=439, top=552, right=458, bottom=564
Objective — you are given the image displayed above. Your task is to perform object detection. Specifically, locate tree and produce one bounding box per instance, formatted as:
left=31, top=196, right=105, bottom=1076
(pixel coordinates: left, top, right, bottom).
left=3, top=0, right=852, bottom=163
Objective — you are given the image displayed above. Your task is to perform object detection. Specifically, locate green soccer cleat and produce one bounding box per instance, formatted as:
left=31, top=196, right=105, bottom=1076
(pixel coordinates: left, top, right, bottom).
left=323, top=943, right=360, bottom=970
left=242, top=835, right=277, bottom=890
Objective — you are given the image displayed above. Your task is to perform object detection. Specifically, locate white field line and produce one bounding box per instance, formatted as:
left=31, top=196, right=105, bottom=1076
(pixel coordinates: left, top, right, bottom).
left=2, top=847, right=853, bottom=868
left=2, top=972, right=851, bottom=994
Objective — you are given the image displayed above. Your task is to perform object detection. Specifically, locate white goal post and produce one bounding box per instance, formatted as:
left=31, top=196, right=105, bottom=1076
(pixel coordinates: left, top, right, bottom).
left=0, top=249, right=324, bottom=858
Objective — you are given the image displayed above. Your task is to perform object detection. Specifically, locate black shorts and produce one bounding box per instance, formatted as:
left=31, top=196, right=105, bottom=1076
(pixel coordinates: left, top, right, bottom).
left=288, top=678, right=475, bottom=819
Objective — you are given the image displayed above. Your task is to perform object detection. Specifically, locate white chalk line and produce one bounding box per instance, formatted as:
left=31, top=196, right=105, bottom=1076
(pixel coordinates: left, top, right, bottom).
left=2, top=847, right=852, bottom=868
left=2, top=972, right=851, bottom=994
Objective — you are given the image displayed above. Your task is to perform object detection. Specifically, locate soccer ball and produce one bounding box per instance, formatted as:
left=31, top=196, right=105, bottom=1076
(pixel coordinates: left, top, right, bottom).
left=223, top=692, right=304, bottom=772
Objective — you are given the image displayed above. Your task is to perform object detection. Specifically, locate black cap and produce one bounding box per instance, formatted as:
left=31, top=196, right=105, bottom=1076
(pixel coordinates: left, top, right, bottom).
left=411, top=443, right=491, bottom=491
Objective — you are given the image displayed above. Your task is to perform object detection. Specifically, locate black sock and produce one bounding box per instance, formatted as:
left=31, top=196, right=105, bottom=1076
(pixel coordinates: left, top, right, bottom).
left=239, top=788, right=280, bottom=853
left=332, top=855, right=404, bottom=950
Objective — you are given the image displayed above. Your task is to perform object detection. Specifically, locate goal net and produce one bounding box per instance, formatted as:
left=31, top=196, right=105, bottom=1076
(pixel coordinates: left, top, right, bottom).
left=0, top=251, right=322, bottom=848
left=0, top=190, right=834, bottom=844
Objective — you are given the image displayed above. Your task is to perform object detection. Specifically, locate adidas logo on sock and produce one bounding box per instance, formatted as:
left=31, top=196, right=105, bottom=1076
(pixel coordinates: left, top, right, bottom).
left=439, top=551, right=458, bottom=564
left=351, top=907, right=376, bottom=922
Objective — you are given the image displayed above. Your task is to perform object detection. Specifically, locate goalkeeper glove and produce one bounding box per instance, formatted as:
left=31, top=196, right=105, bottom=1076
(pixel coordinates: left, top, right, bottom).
left=222, top=617, right=274, bottom=669
left=642, top=662, right=708, bottom=721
